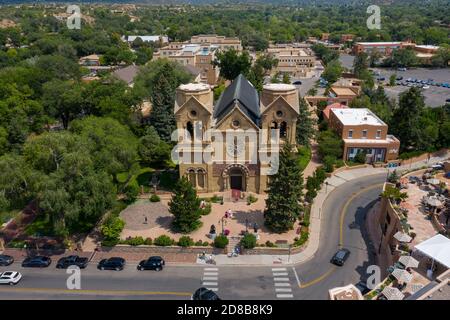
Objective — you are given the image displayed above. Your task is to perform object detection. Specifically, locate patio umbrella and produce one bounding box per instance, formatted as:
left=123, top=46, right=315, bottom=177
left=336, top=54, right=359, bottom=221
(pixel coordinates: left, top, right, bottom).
left=427, top=178, right=440, bottom=185
left=381, top=286, right=405, bottom=300
left=391, top=268, right=413, bottom=283
left=394, top=231, right=412, bottom=243
left=398, top=255, right=419, bottom=269
left=427, top=197, right=443, bottom=207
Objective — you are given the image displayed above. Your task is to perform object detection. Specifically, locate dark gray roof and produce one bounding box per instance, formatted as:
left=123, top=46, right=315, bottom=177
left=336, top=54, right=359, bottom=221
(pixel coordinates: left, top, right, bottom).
left=113, top=65, right=140, bottom=85
left=214, top=74, right=260, bottom=126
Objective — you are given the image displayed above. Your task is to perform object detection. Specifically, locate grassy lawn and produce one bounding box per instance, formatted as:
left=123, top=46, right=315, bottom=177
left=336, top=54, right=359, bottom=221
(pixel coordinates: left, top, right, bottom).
left=0, top=209, right=20, bottom=225
left=116, top=167, right=178, bottom=193
left=25, top=214, right=54, bottom=237
left=297, top=146, right=312, bottom=171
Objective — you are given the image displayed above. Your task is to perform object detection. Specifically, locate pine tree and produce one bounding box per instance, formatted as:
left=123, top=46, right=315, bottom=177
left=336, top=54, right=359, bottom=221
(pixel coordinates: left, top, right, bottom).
left=169, top=177, right=202, bottom=233
left=264, top=143, right=304, bottom=233
left=391, top=87, right=425, bottom=151
left=149, top=64, right=178, bottom=142
left=296, top=98, right=316, bottom=147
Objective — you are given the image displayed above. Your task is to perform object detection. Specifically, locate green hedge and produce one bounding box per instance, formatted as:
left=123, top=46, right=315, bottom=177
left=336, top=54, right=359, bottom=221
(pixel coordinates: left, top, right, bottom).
left=178, top=236, right=194, bottom=247
left=241, top=233, right=257, bottom=249
left=149, top=194, right=161, bottom=202
left=154, top=235, right=175, bottom=246
left=214, top=235, right=229, bottom=248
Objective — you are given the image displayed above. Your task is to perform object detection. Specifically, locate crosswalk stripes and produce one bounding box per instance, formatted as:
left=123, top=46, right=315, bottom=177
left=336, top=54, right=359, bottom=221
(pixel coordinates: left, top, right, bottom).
left=271, top=267, right=294, bottom=299
left=202, top=267, right=219, bottom=292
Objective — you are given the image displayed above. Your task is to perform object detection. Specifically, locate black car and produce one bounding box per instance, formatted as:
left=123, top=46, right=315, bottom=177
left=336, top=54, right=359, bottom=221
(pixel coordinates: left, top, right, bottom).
left=446, top=98, right=450, bottom=103
left=292, top=80, right=302, bottom=85
left=22, top=256, right=51, bottom=268
left=97, top=257, right=126, bottom=271
left=137, top=256, right=165, bottom=271
left=331, top=248, right=350, bottom=266
left=0, top=255, right=14, bottom=266
left=192, top=287, right=221, bottom=300
left=56, top=255, right=89, bottom=269
left=396, top=76, right=403, bottom=81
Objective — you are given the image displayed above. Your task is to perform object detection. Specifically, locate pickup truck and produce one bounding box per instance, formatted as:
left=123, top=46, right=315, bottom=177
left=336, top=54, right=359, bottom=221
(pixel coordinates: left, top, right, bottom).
left=56, top=255, right=89, bottom=269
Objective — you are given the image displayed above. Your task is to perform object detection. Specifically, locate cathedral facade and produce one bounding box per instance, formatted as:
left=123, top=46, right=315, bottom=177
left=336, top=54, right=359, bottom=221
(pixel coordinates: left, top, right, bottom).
left=173, top=74, right=299, bottom=194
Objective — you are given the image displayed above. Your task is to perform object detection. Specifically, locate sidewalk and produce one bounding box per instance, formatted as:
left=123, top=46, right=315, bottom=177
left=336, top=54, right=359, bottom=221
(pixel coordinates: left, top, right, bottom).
left=213, top=166, right=388, bottom=266
left=213, top=154, right=450, bottom=266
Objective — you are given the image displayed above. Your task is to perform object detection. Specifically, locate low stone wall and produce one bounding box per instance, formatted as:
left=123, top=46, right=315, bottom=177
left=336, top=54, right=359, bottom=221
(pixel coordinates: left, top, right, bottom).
left=97, top=245, right=225, bottom=263
left=242, top=245, right=305, bottom=255
left=100, top=244, right=220, bottom=254
left=399, top=148, right=449, bottom=167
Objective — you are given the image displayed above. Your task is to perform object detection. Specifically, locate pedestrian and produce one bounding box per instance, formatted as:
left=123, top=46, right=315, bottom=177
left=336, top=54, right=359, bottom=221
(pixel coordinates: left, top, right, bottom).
left=144, top=216, right=148, bottom=224
left=253, top=222, right=258, bottom=233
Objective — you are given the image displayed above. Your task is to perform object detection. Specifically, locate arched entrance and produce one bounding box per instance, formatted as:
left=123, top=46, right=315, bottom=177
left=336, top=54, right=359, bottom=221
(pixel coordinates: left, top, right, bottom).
left=222, top=164, right=249, bottom=191
left=230, top=167, right=244, bottom=190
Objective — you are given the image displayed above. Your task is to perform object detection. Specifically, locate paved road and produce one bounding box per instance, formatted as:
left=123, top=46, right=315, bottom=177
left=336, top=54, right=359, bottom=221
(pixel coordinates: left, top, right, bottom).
left=0, top=174, right=386, bottom=300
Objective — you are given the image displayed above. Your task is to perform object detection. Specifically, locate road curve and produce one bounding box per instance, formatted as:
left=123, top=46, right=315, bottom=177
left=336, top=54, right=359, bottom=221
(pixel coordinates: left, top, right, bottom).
left=0, top=173, right=386, bottom=300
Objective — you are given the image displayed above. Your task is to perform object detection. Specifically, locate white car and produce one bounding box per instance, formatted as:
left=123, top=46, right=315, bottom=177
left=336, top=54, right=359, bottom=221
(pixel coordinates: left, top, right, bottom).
left=423, top=85, right=430, bottom=89
left=0, top=271, right=22, bottom=285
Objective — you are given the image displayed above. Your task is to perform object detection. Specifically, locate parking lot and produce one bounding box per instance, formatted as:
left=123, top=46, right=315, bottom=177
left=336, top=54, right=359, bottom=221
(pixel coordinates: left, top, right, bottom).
left=372, top=67, right=450, bottom=107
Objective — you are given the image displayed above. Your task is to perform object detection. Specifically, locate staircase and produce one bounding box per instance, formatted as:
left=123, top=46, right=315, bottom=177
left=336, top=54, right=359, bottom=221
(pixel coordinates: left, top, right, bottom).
left=226, top=236, right=242, bottom=255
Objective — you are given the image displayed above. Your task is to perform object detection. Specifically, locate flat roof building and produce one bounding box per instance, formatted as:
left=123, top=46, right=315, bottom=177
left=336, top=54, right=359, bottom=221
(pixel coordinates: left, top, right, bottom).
left=328, top=108, right=400, bottom=163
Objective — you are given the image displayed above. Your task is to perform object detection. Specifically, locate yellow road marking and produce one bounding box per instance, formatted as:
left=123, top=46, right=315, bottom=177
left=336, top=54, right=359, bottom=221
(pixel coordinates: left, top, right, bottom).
left=299, top=266, right=336, bottom=288
left=299, top=183, right=384, bottom=289
left=339, top=183, right=383, bottom=246
left=0, top=287, right=192, bottom=297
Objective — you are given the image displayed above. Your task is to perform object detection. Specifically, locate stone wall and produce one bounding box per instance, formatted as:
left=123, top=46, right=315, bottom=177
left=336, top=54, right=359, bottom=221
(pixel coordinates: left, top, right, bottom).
left=242, top=245, right=305, bottom=255
left=100, top=244, right=224, bottom=255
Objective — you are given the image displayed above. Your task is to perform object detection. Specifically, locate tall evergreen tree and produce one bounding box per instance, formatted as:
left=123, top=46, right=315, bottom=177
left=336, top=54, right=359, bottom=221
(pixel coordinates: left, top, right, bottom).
left=391, top=87, right=425, bottom=152
left=169, top=177, right=202, bottom=233
left=149, top=64, right=178, bottom=142
left=264, top=143, right=303, bottom=233
left=296, top=98, right=316, bottom=146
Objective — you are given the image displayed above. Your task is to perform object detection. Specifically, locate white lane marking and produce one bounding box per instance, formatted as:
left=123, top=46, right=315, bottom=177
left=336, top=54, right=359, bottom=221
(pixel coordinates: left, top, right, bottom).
left=271, top=268, right=287, bottom=271
left=273, top=277, right=290, bottom=282
left=202, top=277, right=218, bottom=281
left=276, top=294, right=294, bottom=298
left=273, top=272, right=288, bottom=276
left=202, top=282, right=218, bottom=286
left=208, top=288, right=218, bottom=292
left=274, top=282, right=291, bottom=287
left=275, top=288, right=292, bottom=292
left=292, top=267, right=301, bottom=287
left=204, top=268, right=218, bottom=271
left=203, top=272, right=218, bottom=276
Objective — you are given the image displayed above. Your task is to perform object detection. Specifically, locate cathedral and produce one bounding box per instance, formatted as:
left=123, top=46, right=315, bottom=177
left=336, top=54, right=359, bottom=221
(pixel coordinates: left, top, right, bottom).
left=173, top=74, right=299, bottom=194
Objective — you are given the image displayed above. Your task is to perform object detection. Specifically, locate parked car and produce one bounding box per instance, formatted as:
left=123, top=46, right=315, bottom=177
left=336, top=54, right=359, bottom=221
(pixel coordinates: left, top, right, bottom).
left=397, top=67, right=407, bottom=71
left=331, top=248, right=350, bottom=266
left=22, top=256, right=51, bottom=268
left=396, top=76, right=403, bottom=81
left=192, top=287, right=221, bottom=300
left=0, top=271, right=22, bottom=285
left=292, top=80, right=302, bottom=85
left=446, top=98, right=450, bottom=103
left=137, top=256, right=165, bottom=271
left=423, top=85, right=430, bottom=89
left=97, top=257, right=125, bottom=271
left=0, top=255, right=14, bottom=266
left=56, top=255, right=89, bottom=269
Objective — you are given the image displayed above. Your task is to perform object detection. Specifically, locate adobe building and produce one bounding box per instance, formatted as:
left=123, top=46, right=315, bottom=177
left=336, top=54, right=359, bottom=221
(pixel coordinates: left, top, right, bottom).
left=266, top=44, right=316, bottom=78
left=327, top=108, right=400, bottom=163
left=190, top=34, right=242, bottom=52
left=173, top=75, right=299, bottom=193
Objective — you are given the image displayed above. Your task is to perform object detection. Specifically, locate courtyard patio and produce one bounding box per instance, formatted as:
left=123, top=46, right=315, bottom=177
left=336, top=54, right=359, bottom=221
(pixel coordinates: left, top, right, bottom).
left=119, top=192, right=301, bottom=246
left=120, top=192, right=300, bottom=245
